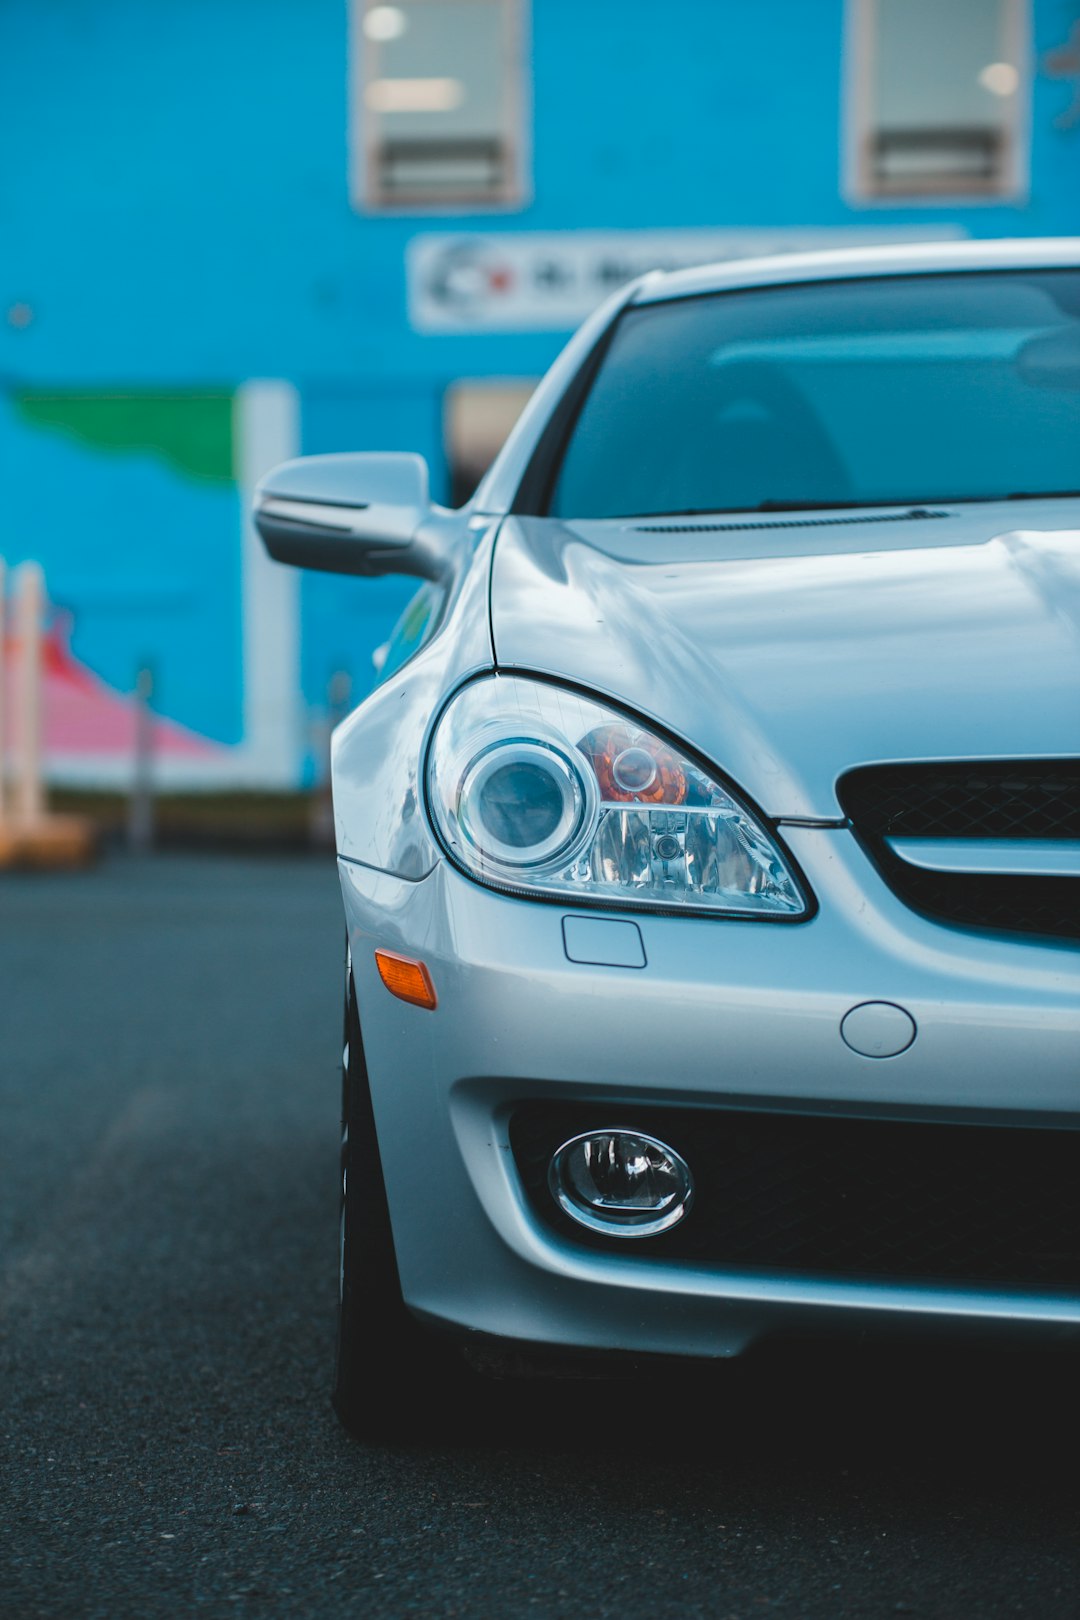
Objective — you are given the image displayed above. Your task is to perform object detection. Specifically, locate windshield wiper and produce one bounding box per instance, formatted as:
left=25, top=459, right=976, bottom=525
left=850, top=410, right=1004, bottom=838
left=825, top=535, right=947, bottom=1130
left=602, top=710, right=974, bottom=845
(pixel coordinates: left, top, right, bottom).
left=1004, top=490, right=1080, bottom=501
left=625, top=499, right=927, bottom=519
left=617, top=491, right=1080, bottom=521
left=755, top=499, right=927, bottom=513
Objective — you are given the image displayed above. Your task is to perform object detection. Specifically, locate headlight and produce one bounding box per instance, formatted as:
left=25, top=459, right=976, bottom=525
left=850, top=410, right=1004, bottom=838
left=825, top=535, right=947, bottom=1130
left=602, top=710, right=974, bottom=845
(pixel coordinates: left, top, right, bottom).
left=427, top=675, right=809, bottom=918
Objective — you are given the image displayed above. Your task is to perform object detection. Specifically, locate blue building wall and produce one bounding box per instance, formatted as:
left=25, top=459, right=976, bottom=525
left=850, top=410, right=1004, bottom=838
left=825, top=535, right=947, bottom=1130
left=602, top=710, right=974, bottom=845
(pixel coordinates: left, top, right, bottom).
left=2, top=0, right=1078, bottom=784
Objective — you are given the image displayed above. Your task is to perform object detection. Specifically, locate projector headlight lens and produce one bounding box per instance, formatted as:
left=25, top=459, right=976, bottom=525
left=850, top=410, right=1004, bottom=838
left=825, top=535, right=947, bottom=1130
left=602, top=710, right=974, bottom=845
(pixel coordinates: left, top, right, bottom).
left=427, top=675, right=808, bottom=917
left=458, top=739, right=591, bottom=868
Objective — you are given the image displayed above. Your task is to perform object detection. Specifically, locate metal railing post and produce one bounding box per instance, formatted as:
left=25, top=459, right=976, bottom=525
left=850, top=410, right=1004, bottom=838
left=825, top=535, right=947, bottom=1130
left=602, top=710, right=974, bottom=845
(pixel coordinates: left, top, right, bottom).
left=127, top=664, right=156, bottom=854
left=0, top=557, right=7, bottom=828
left=14, top=561, right=44, bottom=827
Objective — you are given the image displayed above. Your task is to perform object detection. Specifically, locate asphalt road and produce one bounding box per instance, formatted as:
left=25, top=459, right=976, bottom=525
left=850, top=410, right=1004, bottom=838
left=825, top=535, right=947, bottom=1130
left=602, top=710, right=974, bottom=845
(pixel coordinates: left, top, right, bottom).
left=2, top=854, right=1078, bottom=1620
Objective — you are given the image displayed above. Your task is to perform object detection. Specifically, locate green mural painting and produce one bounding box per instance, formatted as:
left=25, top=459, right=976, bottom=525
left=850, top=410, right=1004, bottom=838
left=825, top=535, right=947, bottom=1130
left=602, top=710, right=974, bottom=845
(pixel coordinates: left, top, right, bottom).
left=13, top=391, right=235, bottom=485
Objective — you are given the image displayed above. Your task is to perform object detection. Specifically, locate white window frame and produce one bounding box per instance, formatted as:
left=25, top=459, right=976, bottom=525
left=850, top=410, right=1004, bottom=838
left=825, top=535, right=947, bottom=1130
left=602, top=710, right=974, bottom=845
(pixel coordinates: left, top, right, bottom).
left=349, top=0, right=531, bottom=214
left=843, top=0, right=1031, bottom=205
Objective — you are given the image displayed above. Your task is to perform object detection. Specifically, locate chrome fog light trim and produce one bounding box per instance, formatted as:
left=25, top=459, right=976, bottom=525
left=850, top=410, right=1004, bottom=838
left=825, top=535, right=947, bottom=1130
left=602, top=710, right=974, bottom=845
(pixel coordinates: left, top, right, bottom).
left=548, top=1128, right=694, bottom=1238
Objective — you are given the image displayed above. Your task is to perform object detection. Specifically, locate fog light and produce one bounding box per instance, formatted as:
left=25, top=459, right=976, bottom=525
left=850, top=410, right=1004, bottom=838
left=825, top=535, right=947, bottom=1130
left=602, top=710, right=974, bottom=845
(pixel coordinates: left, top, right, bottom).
left=549, top=1129, right=694, bottom=1238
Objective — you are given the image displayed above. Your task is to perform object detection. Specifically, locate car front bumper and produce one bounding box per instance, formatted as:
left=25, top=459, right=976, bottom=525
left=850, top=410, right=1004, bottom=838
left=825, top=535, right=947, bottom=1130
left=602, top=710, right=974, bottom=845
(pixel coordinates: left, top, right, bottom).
left=339, top=825, right=1080, bottom=1360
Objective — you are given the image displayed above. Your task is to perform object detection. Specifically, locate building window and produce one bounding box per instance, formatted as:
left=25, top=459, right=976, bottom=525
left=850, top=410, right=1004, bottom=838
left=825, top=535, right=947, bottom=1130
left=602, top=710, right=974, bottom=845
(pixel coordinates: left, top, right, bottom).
left=444, top=379, right=536, bottom=505
left=352, top=0, right=528, bottom=210
left=846, top=0, right=1029, bottom=200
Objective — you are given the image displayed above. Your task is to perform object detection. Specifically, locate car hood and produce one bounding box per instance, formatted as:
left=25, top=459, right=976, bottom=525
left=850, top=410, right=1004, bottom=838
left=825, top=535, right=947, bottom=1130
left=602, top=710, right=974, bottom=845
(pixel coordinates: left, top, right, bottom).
left=489, top=502, right=1080, bottom=818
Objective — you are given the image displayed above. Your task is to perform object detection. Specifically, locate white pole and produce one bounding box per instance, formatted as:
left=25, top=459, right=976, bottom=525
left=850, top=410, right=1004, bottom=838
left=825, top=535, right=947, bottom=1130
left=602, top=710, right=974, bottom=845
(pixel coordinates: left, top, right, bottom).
left=0, top=557, right=6, bottom=828
left=235, top=379, right=301, bottom=787
left=14, top=561, right=45, bottom=827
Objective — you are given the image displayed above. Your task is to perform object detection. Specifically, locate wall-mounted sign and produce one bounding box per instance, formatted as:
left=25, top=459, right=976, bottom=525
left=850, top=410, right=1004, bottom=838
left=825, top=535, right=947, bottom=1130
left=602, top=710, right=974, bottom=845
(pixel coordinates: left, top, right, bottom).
left=407, top=225, right=965, bottom=333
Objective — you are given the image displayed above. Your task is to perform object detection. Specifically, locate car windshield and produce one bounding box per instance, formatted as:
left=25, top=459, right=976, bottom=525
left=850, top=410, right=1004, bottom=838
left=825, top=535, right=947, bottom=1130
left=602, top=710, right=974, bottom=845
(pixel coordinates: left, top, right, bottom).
left=547, top=270, right=1080, bottom=519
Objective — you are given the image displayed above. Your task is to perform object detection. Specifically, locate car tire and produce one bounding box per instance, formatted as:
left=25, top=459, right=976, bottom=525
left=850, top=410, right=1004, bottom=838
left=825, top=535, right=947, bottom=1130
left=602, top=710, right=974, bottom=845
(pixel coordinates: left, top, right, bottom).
left=332, top=957, right=477, bottom=1442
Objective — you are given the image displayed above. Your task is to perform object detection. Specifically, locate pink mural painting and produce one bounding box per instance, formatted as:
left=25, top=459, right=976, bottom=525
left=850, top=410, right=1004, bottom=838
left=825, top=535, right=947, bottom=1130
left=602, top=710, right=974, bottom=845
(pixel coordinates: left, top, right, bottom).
left=3, top=613, right=227, bottom=764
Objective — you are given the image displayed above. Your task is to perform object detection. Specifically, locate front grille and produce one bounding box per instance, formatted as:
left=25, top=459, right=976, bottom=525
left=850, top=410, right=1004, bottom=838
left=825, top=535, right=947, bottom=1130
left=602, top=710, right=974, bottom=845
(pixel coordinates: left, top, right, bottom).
left=840, top=761, right=1080, bottom=841
left=511, top=1103, right=1080, bottom=1293
left=837, top=761, right=1080, bottom=942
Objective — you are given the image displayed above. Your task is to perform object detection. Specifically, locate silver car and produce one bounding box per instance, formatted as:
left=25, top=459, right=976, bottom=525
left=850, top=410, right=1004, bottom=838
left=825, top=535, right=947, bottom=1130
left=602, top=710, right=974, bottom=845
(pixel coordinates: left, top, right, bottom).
left=256, top=239, right=1080, bottom=1440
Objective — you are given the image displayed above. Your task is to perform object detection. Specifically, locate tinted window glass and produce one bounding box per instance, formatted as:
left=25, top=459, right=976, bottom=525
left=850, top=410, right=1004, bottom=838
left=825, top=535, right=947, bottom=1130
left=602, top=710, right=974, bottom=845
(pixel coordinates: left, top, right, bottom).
left=376, top=580, right=446, bottom=686
left=548, top=272, right=1080, bottom=519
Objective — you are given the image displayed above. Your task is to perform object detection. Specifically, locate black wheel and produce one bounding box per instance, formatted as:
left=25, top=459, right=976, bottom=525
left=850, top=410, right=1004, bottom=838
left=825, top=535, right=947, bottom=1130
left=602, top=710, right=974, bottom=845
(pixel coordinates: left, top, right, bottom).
left=333, top=955, right=475, bottom=1441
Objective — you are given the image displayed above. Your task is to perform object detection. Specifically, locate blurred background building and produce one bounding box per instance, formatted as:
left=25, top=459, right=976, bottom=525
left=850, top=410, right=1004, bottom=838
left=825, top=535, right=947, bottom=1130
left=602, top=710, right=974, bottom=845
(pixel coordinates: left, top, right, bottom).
left=2, top=0, right=1079, bottom=790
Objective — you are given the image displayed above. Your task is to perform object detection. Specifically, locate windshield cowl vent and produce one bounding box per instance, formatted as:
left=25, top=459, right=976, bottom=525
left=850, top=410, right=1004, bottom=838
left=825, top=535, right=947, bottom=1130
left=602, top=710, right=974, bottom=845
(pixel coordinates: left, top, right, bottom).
left=632, top=509, right=949, bottom=534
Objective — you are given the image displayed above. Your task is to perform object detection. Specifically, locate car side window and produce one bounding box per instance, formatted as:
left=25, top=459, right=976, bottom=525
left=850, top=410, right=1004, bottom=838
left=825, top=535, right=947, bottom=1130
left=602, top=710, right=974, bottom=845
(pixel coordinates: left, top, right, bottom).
left=375, top=579, right=447, bottom=686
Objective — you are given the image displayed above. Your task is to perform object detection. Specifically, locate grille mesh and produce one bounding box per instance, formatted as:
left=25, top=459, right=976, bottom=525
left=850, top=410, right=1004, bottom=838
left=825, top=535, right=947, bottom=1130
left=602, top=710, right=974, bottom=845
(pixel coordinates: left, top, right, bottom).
left=837, top=761, right=1080, bottom=942
left=511, top=1103, right=1080, bottom=1293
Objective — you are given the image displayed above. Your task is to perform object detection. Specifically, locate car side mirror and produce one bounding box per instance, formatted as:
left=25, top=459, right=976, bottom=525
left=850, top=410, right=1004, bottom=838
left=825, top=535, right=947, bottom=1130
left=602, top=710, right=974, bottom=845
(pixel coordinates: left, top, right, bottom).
left=254, top=452, right=450, bottom=580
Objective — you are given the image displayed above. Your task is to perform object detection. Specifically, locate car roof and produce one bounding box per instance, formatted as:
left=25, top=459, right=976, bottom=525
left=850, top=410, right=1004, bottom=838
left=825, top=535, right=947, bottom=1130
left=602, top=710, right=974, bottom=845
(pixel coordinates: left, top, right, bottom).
left=632, top=236, right=1080, bottom=306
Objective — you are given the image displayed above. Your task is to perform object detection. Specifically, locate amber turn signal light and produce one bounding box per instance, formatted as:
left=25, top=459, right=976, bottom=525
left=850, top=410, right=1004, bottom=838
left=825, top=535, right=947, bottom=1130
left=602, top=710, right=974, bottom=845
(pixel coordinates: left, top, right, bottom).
left=374, top=949, right=437, bottom=1010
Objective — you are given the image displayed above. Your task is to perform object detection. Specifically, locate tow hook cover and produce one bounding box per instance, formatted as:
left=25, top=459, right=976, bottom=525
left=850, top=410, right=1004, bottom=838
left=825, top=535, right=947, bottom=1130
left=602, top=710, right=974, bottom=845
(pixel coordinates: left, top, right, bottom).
left=840, top=1001, right=917, bottom=1058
